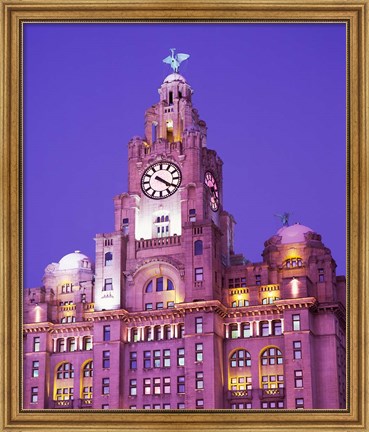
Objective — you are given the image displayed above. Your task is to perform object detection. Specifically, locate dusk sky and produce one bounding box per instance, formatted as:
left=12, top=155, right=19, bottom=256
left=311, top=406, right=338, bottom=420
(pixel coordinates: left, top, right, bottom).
left=24, top=23, right=346, bottom=288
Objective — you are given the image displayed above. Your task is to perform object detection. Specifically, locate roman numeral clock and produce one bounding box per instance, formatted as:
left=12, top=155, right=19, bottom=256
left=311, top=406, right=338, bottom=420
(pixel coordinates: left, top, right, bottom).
left=141, top=162, right=182, bottom=199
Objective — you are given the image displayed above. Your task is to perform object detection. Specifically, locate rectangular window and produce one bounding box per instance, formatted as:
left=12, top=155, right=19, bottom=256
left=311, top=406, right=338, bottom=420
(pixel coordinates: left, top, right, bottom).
left=143, top=351, right=151, bottom=369
left=153, top=350, right=161, bottom=368
left=153, top=404, right=161, bottom=410
left=167, top=301, right=175, bottom=308
left=179, top=324, right=185, bottom=338
left=122, top=218, right=129, bottom=235
left=143, top=404, right=150, bottom=410
left=153, top=378, right=161, bottom=395
left=292, top=314, right=301, bottom=331
left=102, top=351, right=110, bottom=369
left=156, top=277, right=164, bottom=291
left=255, top=274, right=261, bottom=286
left=177, top=376, right=185, bottom=393
left=31, top=387, right=38, bottom=403
left=230, top=324, right=238, bottom=339
left=318, top=268, right=324, bottom=282
left=177, top=348, right=185, bottom=366
left=103, top=278, right=113, bottom=291
left=163, top=403, right=171, bottom=409
left=102, top=378, right=110, bottom=395
left=156, top=302, right=164, bottom=310
left=129, top=379, right=137, bottom=396
left=102, top=404, right=109, bottom=409
left=196, top=399, right=204, bottom=409
left=33, top=336, right=40, bottom=352
left=261, top=322, right=269, bottom=337
left=294, top=370, right=303, bottom=388
left=163, top=349, right=171, bottom=367
left=189, top=208, right=196, bottom=222
left=273, top=321, right=282, bottom=336
left=296, top=398, right=304, bottom=409
left=143, top=378, right=151, bottom=395
left=228, top=279, right=234, bottom=288
left=196, top=372, right=204, bottom=390
left=195, top=343, right=203, bottom=362
left=178, top=403, right=185, bottom=409
left=163, top=377, right=171, bottom=394
left=241, top=277, right=247, bottom=287
left=293, top=341, right=302, bottom=359
left=242, top=323, right=251, bottom=338
left=195, top=317, right=203, bottom=334
left=32, top=360, right=40, bottom=378
left=129, top=352, right=137, bottom=369
left=145, top=303, right=153, bottom=311
left=195, top=268, right=204, bottom=281
left=103, top=325, right=111, bottom=341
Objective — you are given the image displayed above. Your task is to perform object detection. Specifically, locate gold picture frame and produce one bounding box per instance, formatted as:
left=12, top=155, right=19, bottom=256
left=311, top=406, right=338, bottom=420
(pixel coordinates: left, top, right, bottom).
left=1, top=0, right=368, bottom=431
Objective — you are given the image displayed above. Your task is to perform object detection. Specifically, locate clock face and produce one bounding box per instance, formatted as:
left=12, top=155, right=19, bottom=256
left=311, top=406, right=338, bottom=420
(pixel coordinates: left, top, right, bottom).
left=204, top=171, right=220, bottom=212
left=141, top=162, right=182, bottom=199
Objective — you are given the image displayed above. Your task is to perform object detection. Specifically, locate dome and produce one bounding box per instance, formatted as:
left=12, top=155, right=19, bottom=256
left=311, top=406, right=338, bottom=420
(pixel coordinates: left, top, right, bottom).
left=163, top=73, right=187, bottom=84
left=58, top=250, right=90, bottom=270
left=276, top=223, right=314, bottom=244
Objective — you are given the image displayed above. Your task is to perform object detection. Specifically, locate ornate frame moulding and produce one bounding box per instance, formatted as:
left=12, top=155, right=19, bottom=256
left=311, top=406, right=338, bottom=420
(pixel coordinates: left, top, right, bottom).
left=1, top=1, right=368, bottom=432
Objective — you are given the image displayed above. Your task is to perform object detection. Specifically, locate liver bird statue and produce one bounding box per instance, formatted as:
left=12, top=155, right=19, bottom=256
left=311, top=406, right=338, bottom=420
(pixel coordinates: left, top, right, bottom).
left=163, top=48, right=190, bottom=73
left=274, top=212, right=291, bottom=227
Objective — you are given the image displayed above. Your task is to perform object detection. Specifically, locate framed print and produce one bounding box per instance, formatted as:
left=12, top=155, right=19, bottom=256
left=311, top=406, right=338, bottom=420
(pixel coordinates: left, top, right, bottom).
left=0, top=1, right=368, bottom=431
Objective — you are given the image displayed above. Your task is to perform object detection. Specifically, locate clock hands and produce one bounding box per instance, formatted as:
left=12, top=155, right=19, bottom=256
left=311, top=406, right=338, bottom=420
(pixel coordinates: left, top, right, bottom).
left=155, top=175, right=175, bottom=187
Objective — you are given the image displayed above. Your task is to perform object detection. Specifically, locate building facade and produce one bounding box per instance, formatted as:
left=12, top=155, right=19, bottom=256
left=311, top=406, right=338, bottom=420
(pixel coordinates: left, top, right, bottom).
left=23, top=71, right=346, bottom=410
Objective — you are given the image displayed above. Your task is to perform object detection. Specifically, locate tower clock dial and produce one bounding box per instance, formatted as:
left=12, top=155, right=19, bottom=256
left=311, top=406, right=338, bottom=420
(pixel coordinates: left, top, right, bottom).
left=204, top=171, right=220, bottom=212
left=141, top=162, right=182, bottom=199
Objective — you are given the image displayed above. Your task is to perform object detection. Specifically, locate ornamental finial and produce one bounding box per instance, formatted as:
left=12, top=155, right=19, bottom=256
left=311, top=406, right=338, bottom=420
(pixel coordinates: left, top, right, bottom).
left=163, top=48, right=190, bottom=73
left=274, top=212, right=290, bottom=227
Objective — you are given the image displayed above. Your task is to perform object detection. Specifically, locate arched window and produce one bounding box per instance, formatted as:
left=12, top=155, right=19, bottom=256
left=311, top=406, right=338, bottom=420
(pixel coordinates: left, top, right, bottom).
left=132, top=328, right=138, bottom=343
left=83, top=360, right=93, bottom=377
left=194, top=240, right=203, bottom=255
left=261, top=347, right=283, bottom=366
left=56, top=362, right=74, bottom=379
left=67, top=337, right=76, bottom=352
left=167, top=279, right=174, bottom=291
left=145, top=281, right=153, bottom=293
left=230, top=349, right=251, bottom=368
left=105, top=252, right=113, bottom=266
left=230, top=323, right=238, bottom=339
left=242, top=323, right=251, bottom=338
left=164, top=325, right=171, bottom=340
left=154, top=325, right=162, bottom=341
left=144, top=326, right=153, bottom=342
left=56, top=338, right=65, bottom=353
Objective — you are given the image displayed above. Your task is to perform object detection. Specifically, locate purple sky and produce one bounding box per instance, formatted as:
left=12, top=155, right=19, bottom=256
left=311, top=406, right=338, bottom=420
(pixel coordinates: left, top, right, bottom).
left=24, top=23, right=346, bottom=288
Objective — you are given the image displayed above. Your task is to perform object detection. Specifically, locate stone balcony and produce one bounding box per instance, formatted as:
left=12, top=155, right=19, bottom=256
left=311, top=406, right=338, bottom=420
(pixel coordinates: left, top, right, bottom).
left=135, top=235, right=181, bottom=251
left=260, top=388, right=285, bottom=399
left=53, top=399, right=74, bottom=409
left=227, top=389, right=252, bottom=400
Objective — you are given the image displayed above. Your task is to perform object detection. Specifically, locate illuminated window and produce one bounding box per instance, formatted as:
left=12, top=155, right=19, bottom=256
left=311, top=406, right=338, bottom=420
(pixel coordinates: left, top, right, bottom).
left=293, top=341, right=302, bottom=359
left=230, top=323, right=238, bottom=339
left=56, top=362, right=74, bottom=379
left=195, top=268, right=204, bottom=281
left=130, top=352, right=137, bottom=369
left=31, top=387, right=38, bottom=403
left=83, top=336, right=92, bottom=350
left=83, top=361, right=93, bottom=377
left=55, top=387, right=74, bottom=401
left=163, top=349, right=171, bottom=367
left=144, top=378, right=151, bottom=395
left=154, top=213, right=170, bottom=237
left=57, top=338, right=65, bottom=353
left=273, top=320, right=282, bottom=336
left=261, top=347, right=283, bottom=366
left=102, top=351, right=110, bottom=369
left=103, top=325, right=111, bottom=341
left=261, top=401, right=284, bottom=409
left=154, top=350, right=161, bottom=368
left=104, top=252, right=113, bottom=266
left=132, top=328, right=138, bottom=342
left=163, top=377, right=171, bottom=394
left=153, top=378, right=161, bottom=395
left=177, top=376, right=185, bottom=393
left=167, top=301, right=175, bottom=308
left=67, top=337, right=76, bottom=352
left=33, top=336, right=40, bottom=352
left=177, top=348, right=185, bottom=366
left=296, top=398, right=304, bottom=409
left=129, top=379, right=137, bottom=396
left=145, top=303, right=153, bottom=311
left=230, top=350, right=251, bottom=368
left=156, top=302, right=164, bottom=310
left=32, top=361, right=39, bottom=378
left=260, top=321, right=269, bottom=337
left=194, top=240, right=203, bottom=255
left=196, top=343, right=203, bottom=362
left=145, top=277, right=174, bottom=292
left=230, top=376, right=252, bottom=391
left=294, top=370, right=303, bottom=388
left=196, top=372, right=204, bottom=389
left=178, top=403, right=185, bottom=409
left=261, top=374, right=284, bottom=389
left=196, top=399, right=204, bottom=409
left=195, top=317, right=203, bottom=333
left=103, top=278, right=113, bottom=291
left=292, top=314, right=301, bottom=331
left=242, top=323, right=251, bottom=338
left=102, top=378, right=110, bottom=395
left=122, top=218, right=129, bottom=235
left=82, top=386, right=93, bottom=400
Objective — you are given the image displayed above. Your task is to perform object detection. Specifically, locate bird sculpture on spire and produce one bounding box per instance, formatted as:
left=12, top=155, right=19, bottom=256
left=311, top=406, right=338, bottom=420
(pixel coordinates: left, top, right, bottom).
left=163, top=48, right=190, bottom=73
left=274, top=212, right=291, bottom=227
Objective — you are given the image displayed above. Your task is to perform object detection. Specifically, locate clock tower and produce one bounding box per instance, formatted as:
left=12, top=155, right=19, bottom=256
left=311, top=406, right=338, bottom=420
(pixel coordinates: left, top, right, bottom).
left=93, top=70, right=235, bottom=312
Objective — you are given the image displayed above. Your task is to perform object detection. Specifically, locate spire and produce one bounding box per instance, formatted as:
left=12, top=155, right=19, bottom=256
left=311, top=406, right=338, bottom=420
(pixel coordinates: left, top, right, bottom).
left=163, top=48, right=190, bottom=73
